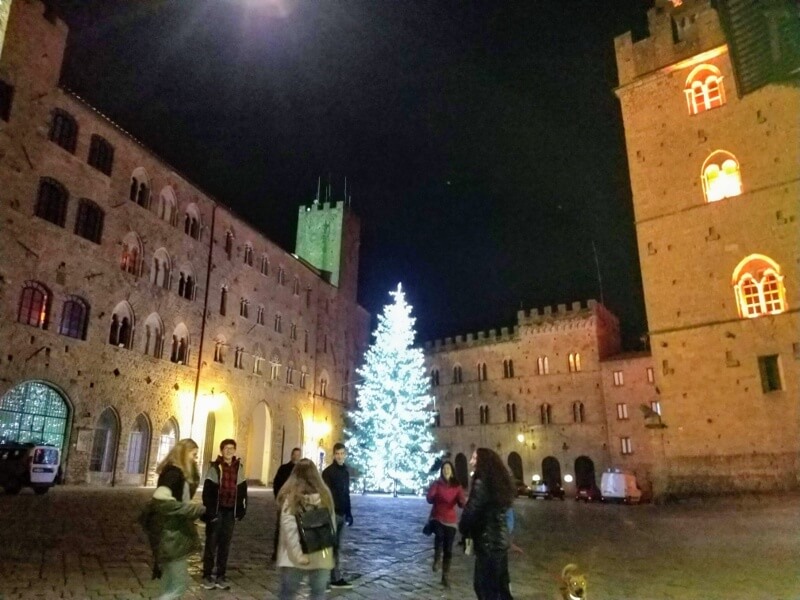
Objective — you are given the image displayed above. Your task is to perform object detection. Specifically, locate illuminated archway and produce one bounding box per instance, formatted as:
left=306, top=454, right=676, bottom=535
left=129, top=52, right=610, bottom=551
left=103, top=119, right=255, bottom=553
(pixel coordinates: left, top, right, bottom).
left=193, top=391, right=235, bottom=475
left=732, top=254, right=787, bottom=318
left=684, top=63, right=725, bottom=114
left=246, top=401, right=273, bottom=485
left=283, top=408, right=304, bottom=466
left=701, top=150, right=742, bottom=203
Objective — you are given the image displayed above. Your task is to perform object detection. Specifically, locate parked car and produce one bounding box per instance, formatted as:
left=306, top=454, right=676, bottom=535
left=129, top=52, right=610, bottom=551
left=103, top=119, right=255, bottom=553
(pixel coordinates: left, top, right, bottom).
left=528, top=480, right=565, bottom=500
left=0, top=443, right=61, bottom=495
left=514, top=480, right=530, bottom=497
left=575, top=484, right=602, bottom=502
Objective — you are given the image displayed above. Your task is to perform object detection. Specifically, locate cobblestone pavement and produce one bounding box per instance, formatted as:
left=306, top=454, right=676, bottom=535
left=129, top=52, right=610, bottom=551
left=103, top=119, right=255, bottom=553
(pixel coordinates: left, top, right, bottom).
left=0, top=486, right=798, bottom=600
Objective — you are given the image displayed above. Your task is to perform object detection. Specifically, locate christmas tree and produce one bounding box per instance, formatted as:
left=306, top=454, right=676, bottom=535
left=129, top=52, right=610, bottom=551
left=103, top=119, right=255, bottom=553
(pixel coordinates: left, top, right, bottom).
left=347, top=284, right=435, bottom=493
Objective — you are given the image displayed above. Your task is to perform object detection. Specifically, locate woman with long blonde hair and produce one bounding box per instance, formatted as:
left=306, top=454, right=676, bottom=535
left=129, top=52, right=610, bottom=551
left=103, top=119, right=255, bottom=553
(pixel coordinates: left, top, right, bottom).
left=141, top=438, right=205, bottom=600
left=276, top=458, right=336, bottom=600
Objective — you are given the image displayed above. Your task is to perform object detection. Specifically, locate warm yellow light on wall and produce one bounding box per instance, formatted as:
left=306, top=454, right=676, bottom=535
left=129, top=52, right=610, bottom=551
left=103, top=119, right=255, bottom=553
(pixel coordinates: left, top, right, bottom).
left=702, top=151, right=742, bottom=203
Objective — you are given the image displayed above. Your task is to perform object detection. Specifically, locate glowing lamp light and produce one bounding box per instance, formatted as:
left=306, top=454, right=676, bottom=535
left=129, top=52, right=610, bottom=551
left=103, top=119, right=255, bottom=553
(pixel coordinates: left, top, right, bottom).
left=564, top=474, right=574, bottom=483
left=516, top=433, right=525, bottom=443
left=532, top=474, right=541, bottom=482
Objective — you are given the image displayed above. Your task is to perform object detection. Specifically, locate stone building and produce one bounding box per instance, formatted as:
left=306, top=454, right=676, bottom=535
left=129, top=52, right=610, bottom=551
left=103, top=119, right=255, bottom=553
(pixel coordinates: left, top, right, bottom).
left=614, top=0, right=799, bottom=494
left=0, top=0, right=369, bottom=487
left=424, top=301, right=660, bottom=497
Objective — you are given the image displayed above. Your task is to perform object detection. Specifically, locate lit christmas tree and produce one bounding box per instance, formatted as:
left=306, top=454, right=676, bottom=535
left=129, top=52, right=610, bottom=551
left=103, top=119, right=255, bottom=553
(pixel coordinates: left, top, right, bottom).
left=347, top=284, right=435, bottom=494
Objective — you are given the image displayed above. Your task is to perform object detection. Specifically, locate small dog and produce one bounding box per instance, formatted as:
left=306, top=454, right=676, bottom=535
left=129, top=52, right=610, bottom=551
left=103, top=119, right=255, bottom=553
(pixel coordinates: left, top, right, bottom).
left=559, top=563, right=588, bottom=600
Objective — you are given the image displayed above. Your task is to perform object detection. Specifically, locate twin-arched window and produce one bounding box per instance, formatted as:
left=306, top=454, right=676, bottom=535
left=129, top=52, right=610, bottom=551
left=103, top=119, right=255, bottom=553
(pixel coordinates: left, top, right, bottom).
left=684, top=64, right=725, bottom=115
left=733, top=255, right=787, bottom=318
left=702, top=151, right=742, bottom=203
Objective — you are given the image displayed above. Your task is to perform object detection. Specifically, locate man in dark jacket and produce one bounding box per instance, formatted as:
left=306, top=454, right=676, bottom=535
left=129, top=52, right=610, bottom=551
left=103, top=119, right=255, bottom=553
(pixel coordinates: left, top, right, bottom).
left=270, top=446, right=301, bottom=561
left=322, top=442, right=353, bottom=589
left=201, top=439, right=247, bottom=590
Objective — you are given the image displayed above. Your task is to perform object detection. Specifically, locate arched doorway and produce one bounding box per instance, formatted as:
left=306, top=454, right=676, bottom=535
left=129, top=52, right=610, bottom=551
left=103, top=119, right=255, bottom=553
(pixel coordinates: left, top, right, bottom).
left=574, top=455, right=596, bottom=488
left=89, top=407, right=120, bottom=484
left=454, top=453, right=469, bottom=488
left=246, top=402, right=272, bottom=485
left=284, top=409, right=304, bottom=464
left=195, top=392, right=235, bottom=475
left=123, top=413, right=151, bottom=485
left=507, top=451, right=523, bottom=483
left=0, top=381, right=70, bottom=451
left=541, top=456, right=562, bottom=487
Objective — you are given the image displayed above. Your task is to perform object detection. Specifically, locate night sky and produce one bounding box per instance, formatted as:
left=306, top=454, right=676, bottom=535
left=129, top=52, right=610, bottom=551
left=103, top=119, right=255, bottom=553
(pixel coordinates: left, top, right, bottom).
left=55, top=0, right=653, bottom=347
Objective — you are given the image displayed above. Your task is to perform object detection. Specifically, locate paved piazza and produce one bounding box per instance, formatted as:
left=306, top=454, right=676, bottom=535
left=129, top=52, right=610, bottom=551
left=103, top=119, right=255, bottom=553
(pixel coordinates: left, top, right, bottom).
left=0, top=487, right=798, bottom=600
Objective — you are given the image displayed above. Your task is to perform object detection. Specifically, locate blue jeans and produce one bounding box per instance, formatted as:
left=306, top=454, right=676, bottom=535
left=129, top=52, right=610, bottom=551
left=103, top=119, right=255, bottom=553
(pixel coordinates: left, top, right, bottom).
left=331, top=514, right=346, bottom=582
left=280, top=567, right=329, bottom=600
left=157, top=558, right=188, bottom=600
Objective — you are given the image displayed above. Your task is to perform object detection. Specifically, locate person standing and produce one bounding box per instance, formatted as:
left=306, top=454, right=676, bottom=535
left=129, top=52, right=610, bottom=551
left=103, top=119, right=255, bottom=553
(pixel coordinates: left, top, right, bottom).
left=201, top=439, right=248, bottom=590
left=272, top=447, right=302, bottom=561
left=321, top=442, right=353, bottom=589
left=459, top=448, right=516, bottom=600
left=276, top=458, right=336, bottom=600
left=426, top=460, right=466, bottom=587
left=139, top=438, right=205, bottom=600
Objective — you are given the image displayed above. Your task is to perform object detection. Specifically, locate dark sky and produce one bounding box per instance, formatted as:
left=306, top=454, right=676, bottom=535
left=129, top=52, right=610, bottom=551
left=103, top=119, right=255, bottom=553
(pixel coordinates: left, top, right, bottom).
left=56, top=0, right=652, bottom=347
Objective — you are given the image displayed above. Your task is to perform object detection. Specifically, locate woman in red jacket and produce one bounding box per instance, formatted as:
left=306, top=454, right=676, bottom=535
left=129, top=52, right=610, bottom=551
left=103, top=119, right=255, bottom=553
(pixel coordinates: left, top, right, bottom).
left=426, top=460, right=466, bottom=587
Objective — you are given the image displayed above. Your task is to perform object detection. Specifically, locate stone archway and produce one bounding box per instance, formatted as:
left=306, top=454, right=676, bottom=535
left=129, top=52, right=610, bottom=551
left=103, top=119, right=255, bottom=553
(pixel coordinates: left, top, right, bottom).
left=454, top=453, right=469, bottom=488
left=574, top=455, right=596, bottom=488
left=284, top=409, right=304, bottom=464
left=541, top=455, right=562, bottom=487
left=195, top=392, right=235, bottom=476
left=246, top=402, right=272, bottom=485
left=507, top=451, right=524, bottom=483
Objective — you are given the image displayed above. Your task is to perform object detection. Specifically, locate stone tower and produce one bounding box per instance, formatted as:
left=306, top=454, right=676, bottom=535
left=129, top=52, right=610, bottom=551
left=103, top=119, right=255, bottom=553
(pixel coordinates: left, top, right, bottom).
left=614, top=0, right=799, bottom=495
left=295, top=197, right=361, bottom=303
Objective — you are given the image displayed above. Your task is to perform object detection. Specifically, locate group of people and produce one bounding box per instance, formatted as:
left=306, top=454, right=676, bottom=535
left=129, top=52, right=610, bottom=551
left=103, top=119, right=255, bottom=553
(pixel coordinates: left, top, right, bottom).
left=139, top=437, right=516, bottom=600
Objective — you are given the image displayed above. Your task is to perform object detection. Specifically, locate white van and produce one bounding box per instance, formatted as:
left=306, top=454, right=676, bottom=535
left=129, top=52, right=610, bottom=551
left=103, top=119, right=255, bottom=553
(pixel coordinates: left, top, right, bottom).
left=600, top=469, right=642, bottom=504
left=0, top=443, right=61, bottom=495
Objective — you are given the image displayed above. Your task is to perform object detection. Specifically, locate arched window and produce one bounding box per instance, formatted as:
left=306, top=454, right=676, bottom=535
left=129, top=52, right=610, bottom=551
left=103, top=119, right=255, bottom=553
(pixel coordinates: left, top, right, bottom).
left=293, top=278, right=301, bottom=296
left=143, top=313, right=164, bottom=358
left=220, top=286, right=228, bottom=315
left=125, top=413, right=151, bottom=474
left=59, top=296, right=89, bottom=340
left=35, top=177, right=68, bottom=227
left=573, top=401, right=585, bottom=423
left=89, top=408, right=118, bottom=472
left=235, top=347, right=245, bottom=370
left=225, top=231, right=234, bottom=260
left=155, top=419, right=179, bottom=465
left=48, top=108, right=78, bottom=153
left=684, top=64, right=725, bottom=115
left=88, top=134, right=114, bottom=175
left=74, top=198, right=104, bottom=243
left=239, top=297, right=249, bottom=318
left=274, top=313, right=282, bottom=333
left=17, top=281, right=50, bottom=329
left=120, top=232, right=142, bottom=277
left=243, top=243, right=253, bottom=266
left=702, top=151, right=742, bottom=203
left=177, top=267, right=195, bottom=301
left=452, top=365, right=463, bottom=384
left=732, top=254, right=787, bottom=318
left=568, top=352, right=581, bottom=373
left=537, top=356, right=549, bottom=375
left=109, top=302, right=134, bottom=348
left=278, top=267, right=286, bottom=286
left=271, top=353, right=282, bottom=381
left=157, top=186, right=177, bottom=226
left=260, top=254, right=269, bottom=275
left=213, top=336, right=226, bottom=364
left=540, top=403, right=552, bottom=425
left=184, top=203, right=201, bottom=240
left=477, top=362, right=488, bottom=381
left=506, top=402, right=517, bottom=423
left=257, top=305, right=265, bottom=326
left=479, top=404, right=490, bottom=424
left=150, top=248, right=171, bottom=289
left=170, top=324, right=189, bottom=364
left=129, top=168, right=150, bottom=208
left=430, top=368, right=440, bottom=387
left=454, top=406, right=464, bottom=426
left=503, top=359, right=515, bottom=378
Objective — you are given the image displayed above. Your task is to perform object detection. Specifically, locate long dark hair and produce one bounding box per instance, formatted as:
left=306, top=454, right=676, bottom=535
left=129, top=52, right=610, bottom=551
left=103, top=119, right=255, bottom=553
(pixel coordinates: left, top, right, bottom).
left=439, top=460, right=459, bottom=487
left=472, top=448, right=515, bottom=508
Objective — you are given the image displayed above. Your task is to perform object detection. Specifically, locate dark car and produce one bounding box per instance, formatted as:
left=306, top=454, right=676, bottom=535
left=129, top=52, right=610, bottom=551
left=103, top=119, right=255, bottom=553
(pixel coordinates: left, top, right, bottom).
left=514, top=480, right=530, bottom=497
left=528, top=480, right=565, bottom=500
left=575, top=484, right=601, bottom=502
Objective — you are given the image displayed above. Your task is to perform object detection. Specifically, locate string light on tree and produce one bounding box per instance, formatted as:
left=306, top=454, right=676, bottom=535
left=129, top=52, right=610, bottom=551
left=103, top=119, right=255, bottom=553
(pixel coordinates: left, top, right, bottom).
left=346, top=284, right=435, bottom=494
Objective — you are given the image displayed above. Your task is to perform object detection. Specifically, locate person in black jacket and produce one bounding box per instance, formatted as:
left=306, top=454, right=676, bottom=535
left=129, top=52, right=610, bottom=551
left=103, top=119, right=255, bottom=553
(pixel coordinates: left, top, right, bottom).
left=459, top=447, right=515, bottom=600
left=271, top=447, right=301, bottom=561
left=321, top=442, right=353, bottom=589
left=201, top=439, right=247, bottom=591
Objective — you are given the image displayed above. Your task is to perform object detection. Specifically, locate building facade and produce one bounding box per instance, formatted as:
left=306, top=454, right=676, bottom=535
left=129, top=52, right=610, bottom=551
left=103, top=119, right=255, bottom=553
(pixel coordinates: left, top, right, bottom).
left=424, top=301, right=660, bottom=497
left=614, top=0, right=799, bottom=494
left=0, top=0, right=369, bottom=486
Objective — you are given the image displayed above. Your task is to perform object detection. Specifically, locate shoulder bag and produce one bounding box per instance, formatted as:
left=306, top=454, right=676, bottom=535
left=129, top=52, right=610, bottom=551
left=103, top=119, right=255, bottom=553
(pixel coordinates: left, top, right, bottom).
left=296, top=505, right=336, bottom=554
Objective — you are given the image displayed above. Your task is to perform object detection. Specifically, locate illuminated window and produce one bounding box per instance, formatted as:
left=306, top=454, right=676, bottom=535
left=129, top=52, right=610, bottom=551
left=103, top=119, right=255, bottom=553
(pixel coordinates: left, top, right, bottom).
left=684, top=64, right=725, bottom=115
left=620, top=437, right=633, bottom=455
left=568, top=352, right=582, bottom=373
left=537, top=356, right=549, bottom=375
left=650, top=401, right=661, bottom=415
left=702, top=151, right=742, bottom=203
left=18, top=281, right=50, bottom=329
left=646, top=367, right=655, bottom=384
left=616, top=403, right=629, bottom=420
left=732, top=254, right=787, bottom=318
left=573, top=401, right=585, bottom=423
left=613, top=371, right=624, bottom=386
left=120, top=232, right=142, bottom=277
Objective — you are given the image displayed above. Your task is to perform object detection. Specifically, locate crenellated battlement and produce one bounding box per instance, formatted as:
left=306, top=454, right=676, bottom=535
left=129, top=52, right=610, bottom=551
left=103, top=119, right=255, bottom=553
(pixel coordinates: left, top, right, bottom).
left=424, top=299, right=618, bottom=353
left=298, top=199, right=348, bottom=214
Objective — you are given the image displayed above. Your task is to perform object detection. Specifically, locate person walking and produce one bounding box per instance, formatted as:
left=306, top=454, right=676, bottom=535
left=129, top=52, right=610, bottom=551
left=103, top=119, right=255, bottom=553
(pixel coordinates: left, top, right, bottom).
left=140, top=438, right=205, bottom=600
left=201, top=438, right=248, bottom=590
left=272, top=447, right=302, bottom=561
left=276, top=458, right=337, bottom=600
left=426, top=460, right=465, bottom=587
left=459, top=448, right=516, bottom=600
left=321, top=442, right=353, bottom=589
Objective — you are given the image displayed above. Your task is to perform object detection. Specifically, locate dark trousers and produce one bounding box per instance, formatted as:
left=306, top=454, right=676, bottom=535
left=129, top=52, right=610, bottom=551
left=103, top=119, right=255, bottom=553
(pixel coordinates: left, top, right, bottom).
left=272, top=508, right=281, bottom=558
left=331, top=514, right=346, bottom=582
left=473, top=550, right=513, bottom=600
left=203, top=508, right=235, bottom=579
left=431, top=521, right=457, bottom=560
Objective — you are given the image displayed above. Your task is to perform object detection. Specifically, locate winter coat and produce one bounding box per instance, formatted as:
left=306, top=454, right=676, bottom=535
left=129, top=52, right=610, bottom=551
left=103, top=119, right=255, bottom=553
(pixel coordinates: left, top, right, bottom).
left=322, top=462, right=352, bottom=519
left=139, top=486, right=206, bottom=565
left=157, top=464, right=198, bottom=502
left=426, top=479, right=466, bottom=525
left=202, top=456, right=248, bottom=520
left=273, top=460, right=296, bottom=498
left=277, top=493, right=336, bottom=571
left=458, top=478, right=510, bottom=555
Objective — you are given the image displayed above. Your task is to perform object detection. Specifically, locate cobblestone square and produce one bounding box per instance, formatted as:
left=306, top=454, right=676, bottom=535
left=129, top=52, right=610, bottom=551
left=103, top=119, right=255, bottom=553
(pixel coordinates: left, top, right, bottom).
left=0, top=487, right=798, bottom=600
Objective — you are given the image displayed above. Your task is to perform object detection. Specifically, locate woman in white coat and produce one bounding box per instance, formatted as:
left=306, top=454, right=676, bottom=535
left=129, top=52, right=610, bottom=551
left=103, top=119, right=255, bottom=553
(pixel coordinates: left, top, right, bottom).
left=275, top=458, right=337, bottom=600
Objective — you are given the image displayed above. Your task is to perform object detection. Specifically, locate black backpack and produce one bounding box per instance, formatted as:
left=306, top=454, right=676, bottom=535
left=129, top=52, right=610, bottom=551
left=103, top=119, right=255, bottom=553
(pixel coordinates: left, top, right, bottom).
left=296, top=505, right=336, bottom=554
